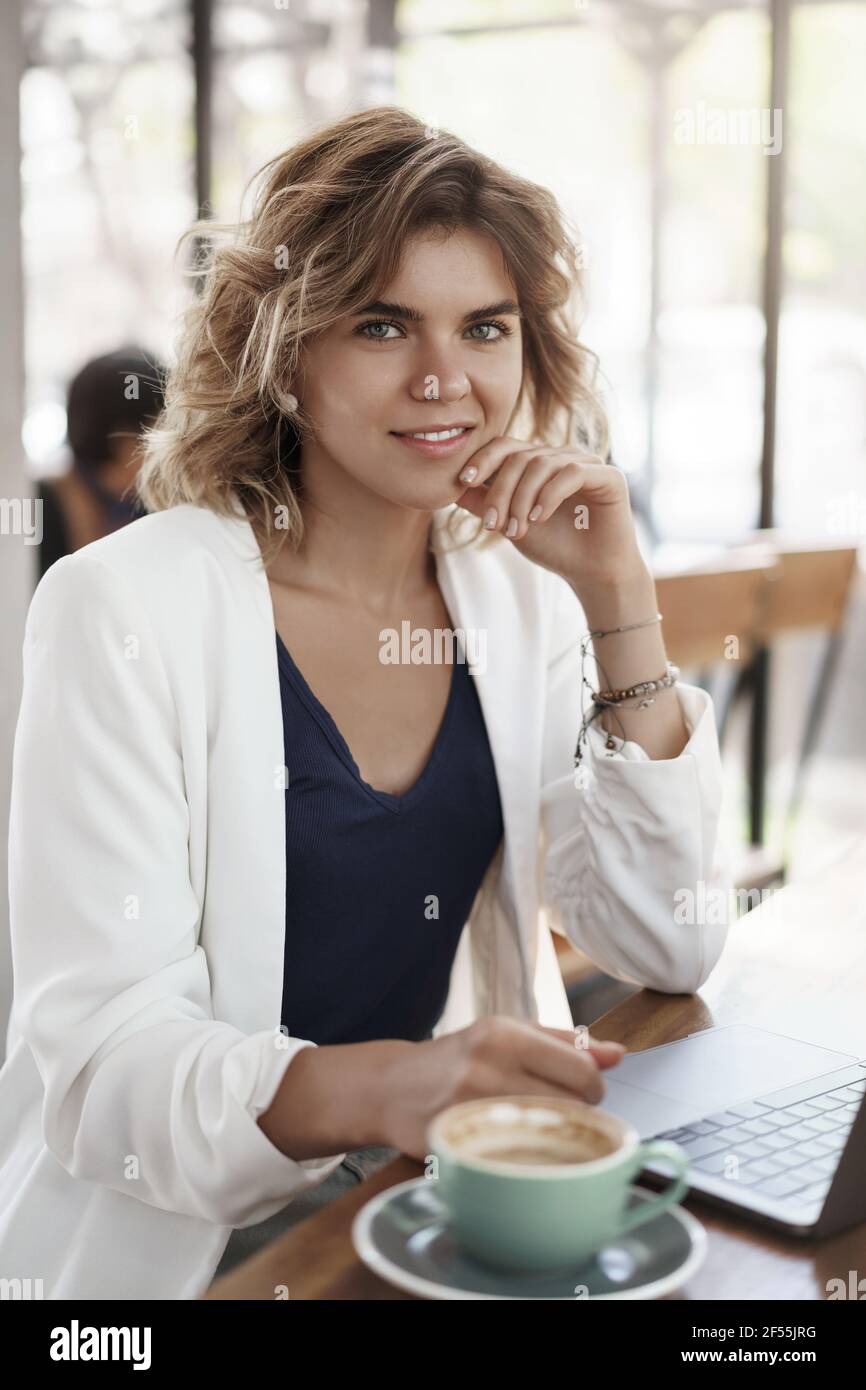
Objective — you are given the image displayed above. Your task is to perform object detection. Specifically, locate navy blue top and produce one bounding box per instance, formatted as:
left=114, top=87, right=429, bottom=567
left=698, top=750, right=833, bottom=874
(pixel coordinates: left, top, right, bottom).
left=276, top=630, right=504, bottom=1045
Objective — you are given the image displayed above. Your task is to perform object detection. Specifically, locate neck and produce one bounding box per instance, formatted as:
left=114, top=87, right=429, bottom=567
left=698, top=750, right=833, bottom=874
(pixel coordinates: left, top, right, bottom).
left=262, top=447, right=440, bottom=609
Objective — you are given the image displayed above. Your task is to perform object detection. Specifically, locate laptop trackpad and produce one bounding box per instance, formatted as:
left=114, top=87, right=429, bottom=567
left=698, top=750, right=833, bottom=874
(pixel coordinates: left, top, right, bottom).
left=596, top=1024, right=857, bottom=1138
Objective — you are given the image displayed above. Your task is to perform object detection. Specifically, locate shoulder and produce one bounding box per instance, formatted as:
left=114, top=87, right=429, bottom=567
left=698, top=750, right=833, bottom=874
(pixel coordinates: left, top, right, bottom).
left=27, top=504, right=257, bottom=658
left=50, top=503, right=232, bottom=576
left=33, top=503, right=246, bottom=606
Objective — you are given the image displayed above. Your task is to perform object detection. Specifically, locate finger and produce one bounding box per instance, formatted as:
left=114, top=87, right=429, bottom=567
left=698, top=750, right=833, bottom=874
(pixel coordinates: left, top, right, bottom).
left=537, top=1024, right=627, bottom=1065
left=593, top=1048, right=627, bottom=1071
left=536, top=1024, right=625, bottom=1047
left=454, top=482, right=490, bottom=520
left=479, top=450, right=547, bottom=534
left=537, top=1026, right=586, bottom=1043
left=456, top=437, right=546, bottom=491
left=489, top=1073, right=609, bottom=1109
left=510, top=1027, right=608, bottom=1105
left=455, top=481, right=518, bottom=529
left=521, top=1060, right=607, bottom=1106
left=530, top=459, right=622, bottom=524
left=520, top=460, right=589, bottom=527
left=504, top=455, right=564, bottom=539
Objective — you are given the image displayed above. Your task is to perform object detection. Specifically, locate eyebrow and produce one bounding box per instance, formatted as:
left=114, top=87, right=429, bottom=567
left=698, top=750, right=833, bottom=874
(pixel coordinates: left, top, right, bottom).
left=351, top=299, right=522, bottom=324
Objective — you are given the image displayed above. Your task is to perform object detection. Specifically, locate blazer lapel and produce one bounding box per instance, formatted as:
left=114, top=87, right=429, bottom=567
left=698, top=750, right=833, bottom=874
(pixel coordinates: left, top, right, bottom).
left=202, top=500, right=290, bottom=1035
left=434, top=530, right=539, bottom=1018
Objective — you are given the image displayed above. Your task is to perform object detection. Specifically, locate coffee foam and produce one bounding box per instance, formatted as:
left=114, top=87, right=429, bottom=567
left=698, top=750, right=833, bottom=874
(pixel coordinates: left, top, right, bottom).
left=442, top=1099, right=623, bottom=1166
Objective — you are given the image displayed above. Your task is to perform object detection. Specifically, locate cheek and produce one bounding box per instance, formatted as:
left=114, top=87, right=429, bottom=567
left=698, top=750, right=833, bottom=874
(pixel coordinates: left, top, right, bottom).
left=307, top=351, right=398, bottom=435
left=302, top=373, right=358, bottom=441
left=474, top=345, right=522, bottom=396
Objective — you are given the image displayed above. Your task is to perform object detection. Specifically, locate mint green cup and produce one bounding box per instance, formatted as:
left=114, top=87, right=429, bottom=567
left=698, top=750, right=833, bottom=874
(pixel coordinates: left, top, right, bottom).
left=427, top=1095, right=690, bottom=1272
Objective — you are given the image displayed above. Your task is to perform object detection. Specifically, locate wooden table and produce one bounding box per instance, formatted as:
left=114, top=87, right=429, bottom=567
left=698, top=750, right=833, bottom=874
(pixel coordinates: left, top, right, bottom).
left=205, top=835, right=866, bottom=1300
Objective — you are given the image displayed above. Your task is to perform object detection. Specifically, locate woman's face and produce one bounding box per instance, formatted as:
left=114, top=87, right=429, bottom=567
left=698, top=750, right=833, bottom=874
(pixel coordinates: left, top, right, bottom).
left=294, top=225, right=524, bottom=513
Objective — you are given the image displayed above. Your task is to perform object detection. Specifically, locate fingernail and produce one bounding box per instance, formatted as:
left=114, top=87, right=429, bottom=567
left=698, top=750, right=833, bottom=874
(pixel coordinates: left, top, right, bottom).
left=529, top=504, right=542, bottom=521
left=506, top=517, right=518, bottom=538
left=483, top=507, right=498, bottom=530
left=459, top=465, right=478, bottom=483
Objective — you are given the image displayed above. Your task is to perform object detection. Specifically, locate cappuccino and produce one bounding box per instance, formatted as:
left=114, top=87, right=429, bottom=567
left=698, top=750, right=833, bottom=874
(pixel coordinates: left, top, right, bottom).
left=442, top=1099, right=621, bottom=1169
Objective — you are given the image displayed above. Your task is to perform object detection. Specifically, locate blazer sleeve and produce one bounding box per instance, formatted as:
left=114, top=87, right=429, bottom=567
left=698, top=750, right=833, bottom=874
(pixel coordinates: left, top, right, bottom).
left=7, top=551, right=345, bottom=1228
left=538, top=569, right=732, bottom=995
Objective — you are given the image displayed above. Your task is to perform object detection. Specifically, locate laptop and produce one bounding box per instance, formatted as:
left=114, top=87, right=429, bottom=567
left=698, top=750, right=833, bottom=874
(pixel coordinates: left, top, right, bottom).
left=596, top=1023, right=866, bottom=1237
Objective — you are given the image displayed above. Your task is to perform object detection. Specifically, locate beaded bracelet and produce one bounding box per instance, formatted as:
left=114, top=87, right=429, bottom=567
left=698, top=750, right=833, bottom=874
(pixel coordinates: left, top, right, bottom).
left=595, top=661, right=680, bottom=709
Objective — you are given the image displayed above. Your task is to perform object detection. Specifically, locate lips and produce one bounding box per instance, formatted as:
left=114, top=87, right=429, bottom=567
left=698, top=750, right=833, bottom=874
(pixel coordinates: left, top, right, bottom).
left=391, top=424, right=477, bottom=439
left=390, top=425, right=476, bottom=458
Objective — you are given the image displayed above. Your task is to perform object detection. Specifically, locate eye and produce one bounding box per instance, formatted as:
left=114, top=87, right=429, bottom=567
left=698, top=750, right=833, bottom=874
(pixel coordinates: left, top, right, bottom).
left=354, top=319, right=404, bottom=341
left=466, top=319, right=513, bottom=342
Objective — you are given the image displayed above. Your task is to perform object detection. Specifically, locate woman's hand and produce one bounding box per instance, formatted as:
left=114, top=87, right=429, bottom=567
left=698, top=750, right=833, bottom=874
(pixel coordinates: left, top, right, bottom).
left=378, top=1016, right=626, bottom=1163
left=455, top=436, right=646, bottom=595
left=453, top=435, right=691, bottom=761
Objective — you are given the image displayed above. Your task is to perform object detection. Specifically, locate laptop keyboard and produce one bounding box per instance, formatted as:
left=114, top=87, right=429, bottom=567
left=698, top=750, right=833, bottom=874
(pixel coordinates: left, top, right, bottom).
left=653, top=1063, right=866, bottom=1209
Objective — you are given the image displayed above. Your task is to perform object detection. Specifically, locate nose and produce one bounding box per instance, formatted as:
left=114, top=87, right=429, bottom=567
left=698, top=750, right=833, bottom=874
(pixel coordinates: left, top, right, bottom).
left=408, top=350, right=471, bottom=406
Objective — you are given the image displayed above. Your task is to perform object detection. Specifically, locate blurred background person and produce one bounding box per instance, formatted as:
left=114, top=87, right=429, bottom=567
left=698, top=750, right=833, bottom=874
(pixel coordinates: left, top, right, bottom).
left=36, top=347, right=166, bottom=578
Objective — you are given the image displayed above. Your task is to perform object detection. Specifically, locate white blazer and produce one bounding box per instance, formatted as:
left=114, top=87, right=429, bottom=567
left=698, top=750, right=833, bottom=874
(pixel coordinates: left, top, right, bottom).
left=0, top=497, right=728, bottom=1299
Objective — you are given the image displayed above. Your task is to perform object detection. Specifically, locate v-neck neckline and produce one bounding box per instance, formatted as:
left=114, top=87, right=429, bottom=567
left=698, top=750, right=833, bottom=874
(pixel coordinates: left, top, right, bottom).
left=275, top=630, right=463, bottom=814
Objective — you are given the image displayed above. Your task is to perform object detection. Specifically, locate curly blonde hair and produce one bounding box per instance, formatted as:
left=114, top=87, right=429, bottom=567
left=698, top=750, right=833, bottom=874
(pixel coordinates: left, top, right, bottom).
left=137, top=105, right=608, bottom=566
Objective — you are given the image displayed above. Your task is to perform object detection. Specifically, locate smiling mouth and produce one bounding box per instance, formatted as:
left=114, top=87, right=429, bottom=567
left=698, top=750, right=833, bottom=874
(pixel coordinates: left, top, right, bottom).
left=390, top=426, right=475, bottom=441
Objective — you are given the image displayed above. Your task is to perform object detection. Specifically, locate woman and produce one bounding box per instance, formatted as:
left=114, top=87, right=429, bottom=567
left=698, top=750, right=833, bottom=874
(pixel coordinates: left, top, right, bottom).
left=0, top=107, right=728, bottom=1300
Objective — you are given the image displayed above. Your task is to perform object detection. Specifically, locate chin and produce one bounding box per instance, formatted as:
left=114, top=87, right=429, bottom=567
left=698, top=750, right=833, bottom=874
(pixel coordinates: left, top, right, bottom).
left=374, top=472, right=465, bottom=514
left=412, top=483, right=467, bottom=514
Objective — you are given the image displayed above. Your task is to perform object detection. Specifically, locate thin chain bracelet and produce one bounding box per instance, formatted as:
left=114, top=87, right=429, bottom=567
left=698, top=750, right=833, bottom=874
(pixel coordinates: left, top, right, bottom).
left=588, top=611, right=662, bottom=641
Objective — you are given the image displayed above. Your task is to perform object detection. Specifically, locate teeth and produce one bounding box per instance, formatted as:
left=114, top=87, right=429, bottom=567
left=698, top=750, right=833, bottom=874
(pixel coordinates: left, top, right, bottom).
left=406, top=427, right=467, bottom=441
